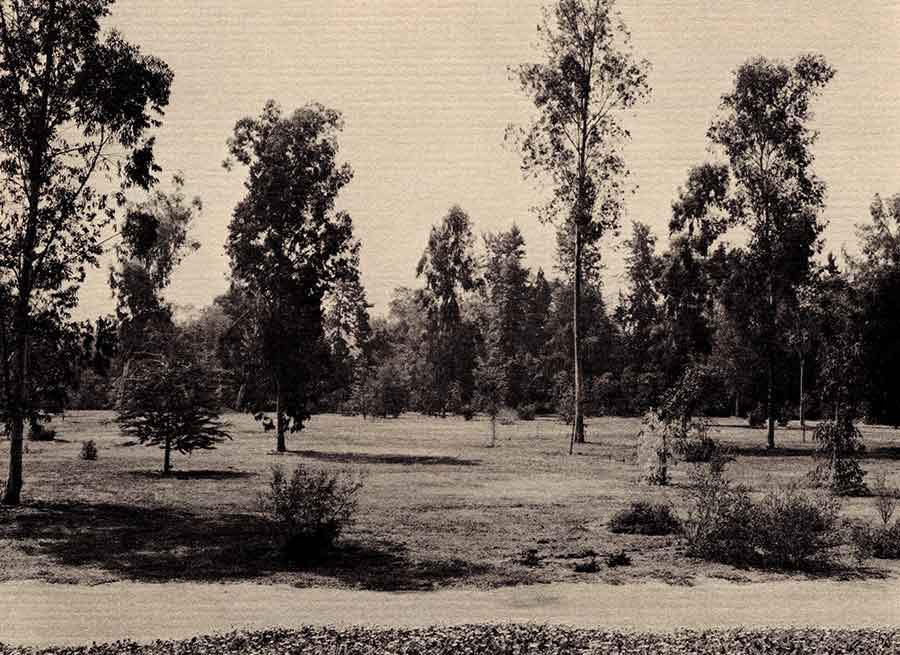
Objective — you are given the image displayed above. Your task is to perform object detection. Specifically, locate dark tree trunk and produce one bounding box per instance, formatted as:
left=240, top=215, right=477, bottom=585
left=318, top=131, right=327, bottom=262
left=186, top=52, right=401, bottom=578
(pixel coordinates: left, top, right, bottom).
left=799, top=357, right=806, bottom=442
left=766, top=357, right=776, bottom=450
left=275, top=384, right=286, bottom=453
left=163, top=438, right=172, bottom=475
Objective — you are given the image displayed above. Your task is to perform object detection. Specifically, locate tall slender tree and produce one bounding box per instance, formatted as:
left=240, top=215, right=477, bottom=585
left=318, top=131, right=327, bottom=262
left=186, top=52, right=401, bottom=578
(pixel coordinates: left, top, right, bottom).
left=0, top=0, right=172, bottom=504
left=708, top=54, right=833, bottom=449
left=510, top=0, right=650, bottom=446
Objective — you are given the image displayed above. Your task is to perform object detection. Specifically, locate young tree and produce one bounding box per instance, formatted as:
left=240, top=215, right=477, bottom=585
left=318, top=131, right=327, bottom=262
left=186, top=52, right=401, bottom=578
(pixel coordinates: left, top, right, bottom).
left=225, top=101, right=358, bottom=452
left=474, top=313, right=508, bottom=447
left=707, top=54, right=833, bottom=449
left=510, top=0, right=651, bottom=445
left=117, top=346, right=230, bottom=475
left=0, top=0, right=173, bottom=504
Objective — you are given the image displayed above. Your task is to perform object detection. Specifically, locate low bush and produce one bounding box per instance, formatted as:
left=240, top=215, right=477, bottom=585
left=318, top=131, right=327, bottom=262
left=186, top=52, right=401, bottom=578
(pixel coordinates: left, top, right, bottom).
left=852, top=522, right=900, bottom=560
left=682, top=464, right=758, bottom=566
left=80, top=440, right=98, bottom=461
left=516, top=548, right=542, bottom=567
left=683, top=461, right=844, bottom=569
left=5, top=626, right=900, bottom=655
left=259, top=464, right=364, bottom=565
left=605, top=549, right=631, bottom=567
left=27, top=422, right=56, bottom=441
left=608, top=501, right=680, bottom=536
left=674, top=435, right=718, bottom=463
left=872, top=473, right=899, bottom=525
left=754, top=484, right=842, bottom=569
left=496, top=406, right=518, bottom=426
left=573, top=558, right=601, bottom=573
left=516, top=403, right=536, bottom=421
left=459, top=404, right=475, bottom=421
left=747, top=403, right=766, bottom=428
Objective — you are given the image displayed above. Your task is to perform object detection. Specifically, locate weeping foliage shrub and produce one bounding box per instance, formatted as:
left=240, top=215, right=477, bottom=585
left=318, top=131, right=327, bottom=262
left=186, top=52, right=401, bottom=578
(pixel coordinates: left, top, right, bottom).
left=259, top=464, right=365, bottom=564
left=811, top=416, right=868, bottom=496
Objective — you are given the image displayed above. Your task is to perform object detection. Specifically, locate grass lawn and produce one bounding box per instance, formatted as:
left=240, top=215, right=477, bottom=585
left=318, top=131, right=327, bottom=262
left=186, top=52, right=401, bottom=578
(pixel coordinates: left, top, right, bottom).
left=1, top=411, right=898, bottom=589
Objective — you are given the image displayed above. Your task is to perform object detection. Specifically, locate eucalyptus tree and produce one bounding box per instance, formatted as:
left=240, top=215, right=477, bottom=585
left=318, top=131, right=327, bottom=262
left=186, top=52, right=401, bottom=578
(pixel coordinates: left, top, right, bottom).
left=708, top=54, right=833, bottom=449
left=225, top=101, right=359, bottom=452
left=0, top=0, right=172, bottom=504
left=510, top=0, right=650, bottom=446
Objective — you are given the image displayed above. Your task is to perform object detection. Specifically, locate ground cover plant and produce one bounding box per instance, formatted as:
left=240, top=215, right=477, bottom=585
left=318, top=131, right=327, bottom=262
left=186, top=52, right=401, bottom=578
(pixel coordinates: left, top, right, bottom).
left=3, top=626, right=900, bottom=655
left=1, top=412, right=900, bottom=589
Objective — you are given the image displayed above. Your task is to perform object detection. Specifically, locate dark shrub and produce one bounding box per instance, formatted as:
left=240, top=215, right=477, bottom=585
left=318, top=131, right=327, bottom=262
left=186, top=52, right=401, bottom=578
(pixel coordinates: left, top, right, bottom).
left=682, top=463, right=758, bottom=566
left=460, top=404, right=475, bottom=421
left=675, top=435, right=718, bottom=463
left=852, top=522, right=900, bottom=560
left=812, top=418, right=868, bottom=497
left=605, top=550, right=631, bottom=567
left=747, top=403, right=766, bottom=428
left=754, top=485, right=842, bottom=569
left=28, top=421, right=56, bottom=441
left=517, top=548, right=542, bottom=567
left=80, top=440, right=98, bottom=461
left=872, top=473, right=899, bottom=525
left=573, top=558, right=601, bottom=573
left=259, top=464, right=364, bottom=564
left=516, top=404, right=536, bottom=421
left=608, top=501, right=680, bottom=536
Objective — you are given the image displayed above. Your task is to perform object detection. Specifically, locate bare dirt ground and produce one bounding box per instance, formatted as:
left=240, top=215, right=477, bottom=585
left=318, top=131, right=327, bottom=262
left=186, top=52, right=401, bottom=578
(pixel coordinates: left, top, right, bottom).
left=2, top=578, right=898, bottom=647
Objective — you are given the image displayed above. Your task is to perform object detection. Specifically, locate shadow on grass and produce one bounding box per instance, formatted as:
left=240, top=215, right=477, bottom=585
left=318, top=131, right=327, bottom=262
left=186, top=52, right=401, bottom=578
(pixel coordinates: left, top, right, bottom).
left=2, top=500, right=488, bottom=591
left=283, top=450, right=480, bottom=467
left=733, top=445, right=900, bottom=460
left=126, top=470, right=258, bottom=481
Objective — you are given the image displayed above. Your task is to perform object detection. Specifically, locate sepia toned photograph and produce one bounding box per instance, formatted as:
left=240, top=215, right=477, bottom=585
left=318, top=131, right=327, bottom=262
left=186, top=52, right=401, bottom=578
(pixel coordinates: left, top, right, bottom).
left=0, top=1, right=898, bottom=652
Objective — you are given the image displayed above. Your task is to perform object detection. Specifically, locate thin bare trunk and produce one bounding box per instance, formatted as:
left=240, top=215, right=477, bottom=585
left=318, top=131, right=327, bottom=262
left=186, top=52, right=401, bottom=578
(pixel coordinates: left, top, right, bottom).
left=799, top=357, right=806, bottom=442
left=573, top=222, right=585, bottom=445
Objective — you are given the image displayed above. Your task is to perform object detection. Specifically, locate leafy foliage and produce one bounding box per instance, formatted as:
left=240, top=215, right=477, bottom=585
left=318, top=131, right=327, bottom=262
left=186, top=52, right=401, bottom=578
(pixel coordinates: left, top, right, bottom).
left=259, top=464, right=364, bottom=564
left=116, top=347, right=230, bottom=475
left=224, top=101, right=359, bottom=450
left=812, top=417, right=868, bottom=497
left=608, top=502, right=680, bottom=536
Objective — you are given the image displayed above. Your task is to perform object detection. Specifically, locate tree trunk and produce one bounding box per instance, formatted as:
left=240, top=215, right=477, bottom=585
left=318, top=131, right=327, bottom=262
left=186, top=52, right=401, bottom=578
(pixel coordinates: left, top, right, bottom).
left=573, top=222, right=585, bottom=446
left=799, top=357, right=806, bottom=442
left=734, top=394, right=740, bottom=419
left=490, top=416, right=496, bottom=448
left=766, top=357, right=776, bottom=450
left=163, top=438, right=172, bottom=475
left=275, top=383, right=286, bottom=453
left=3, top=291, right=32, bottom=506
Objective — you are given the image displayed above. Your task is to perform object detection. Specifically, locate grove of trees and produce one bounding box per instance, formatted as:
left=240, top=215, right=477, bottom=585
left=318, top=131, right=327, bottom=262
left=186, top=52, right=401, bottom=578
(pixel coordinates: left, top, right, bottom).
left=1, top=0, right=898, bottom=503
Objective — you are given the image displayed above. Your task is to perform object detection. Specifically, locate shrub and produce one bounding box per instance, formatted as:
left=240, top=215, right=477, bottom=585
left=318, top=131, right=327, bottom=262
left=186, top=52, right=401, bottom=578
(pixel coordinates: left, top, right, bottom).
left=682, top=463, right=757, bottom=566
left=851, top=522, right=900, bottom=560
left=516, top=404, right=536, bottom=421
left=259, top=464, right=364, bottom=564
left=496, top=406, right=518, bottom=426
left=747, top=403, right=766, bottom=428
left=872, top=473, right=899, bottom=525
left=754, top=485, right=842, bottom=569
left=605, top=549, right=631, bottom=567
left=674, top=435, right=718, bottom=463
left=80, top=440, right=98, bottom=461
left=27, top=421, right=56, bottom=441
left=573, top=558, right=601, bottom=573
left=516, top=548, right=542, bottom=567
left=812, top=417, right=868, bottom=496
left=460, top=404, right=474, bottom=421
left=635, top=411, right=672, bottom=485
left=608, top=501, right=680, bottom=536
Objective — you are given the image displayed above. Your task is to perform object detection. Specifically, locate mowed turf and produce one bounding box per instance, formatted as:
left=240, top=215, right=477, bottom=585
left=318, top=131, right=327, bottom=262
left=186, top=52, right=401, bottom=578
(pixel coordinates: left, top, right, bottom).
left=1, top=412, right=899, bottom=589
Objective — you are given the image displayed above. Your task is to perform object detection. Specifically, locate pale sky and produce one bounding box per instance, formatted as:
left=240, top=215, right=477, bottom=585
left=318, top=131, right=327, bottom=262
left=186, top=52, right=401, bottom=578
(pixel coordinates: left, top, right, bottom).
left=74, top=0, right=900, bottom=319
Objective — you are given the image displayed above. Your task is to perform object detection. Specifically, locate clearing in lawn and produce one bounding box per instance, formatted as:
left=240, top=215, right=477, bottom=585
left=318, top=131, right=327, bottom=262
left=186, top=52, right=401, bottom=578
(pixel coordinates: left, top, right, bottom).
left=1, top=411, right=898, bottom=590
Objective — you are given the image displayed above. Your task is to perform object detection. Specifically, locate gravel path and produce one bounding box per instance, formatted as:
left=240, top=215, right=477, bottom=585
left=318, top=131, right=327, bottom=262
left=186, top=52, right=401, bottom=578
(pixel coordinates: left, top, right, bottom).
left=2, top=579, right=899, bottom=647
